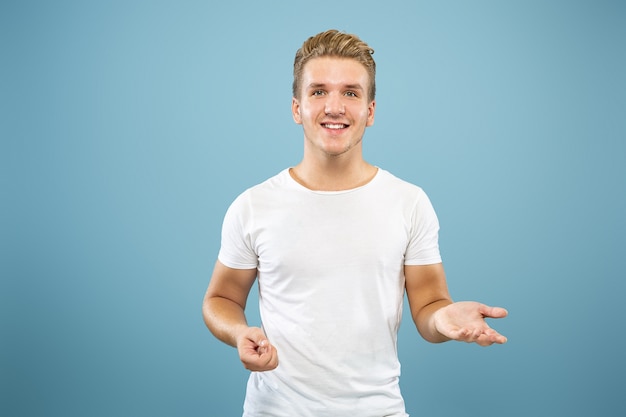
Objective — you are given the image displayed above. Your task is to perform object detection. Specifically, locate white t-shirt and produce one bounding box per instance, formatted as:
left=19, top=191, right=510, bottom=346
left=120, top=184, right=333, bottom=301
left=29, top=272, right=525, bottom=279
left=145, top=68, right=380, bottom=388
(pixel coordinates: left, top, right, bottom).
left=218, top=168, right=442, bottom=417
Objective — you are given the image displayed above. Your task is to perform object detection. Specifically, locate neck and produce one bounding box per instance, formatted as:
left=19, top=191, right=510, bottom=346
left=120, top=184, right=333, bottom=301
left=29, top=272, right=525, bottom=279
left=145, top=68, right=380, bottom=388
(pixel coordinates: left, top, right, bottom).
left=290, top=158, right=377, bottom=191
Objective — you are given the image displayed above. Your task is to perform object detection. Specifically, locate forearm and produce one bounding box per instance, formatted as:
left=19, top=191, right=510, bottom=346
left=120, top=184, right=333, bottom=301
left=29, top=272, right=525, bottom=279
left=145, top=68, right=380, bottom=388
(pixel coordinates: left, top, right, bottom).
left=414, top=298, right=453, bottom=343
left=202, top=295, right=250, bottom=348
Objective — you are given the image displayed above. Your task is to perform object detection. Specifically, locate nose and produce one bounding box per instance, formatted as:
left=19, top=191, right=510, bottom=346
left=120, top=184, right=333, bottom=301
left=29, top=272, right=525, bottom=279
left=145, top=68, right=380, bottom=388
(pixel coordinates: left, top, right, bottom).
left=324, top=93, right=345, bottom=116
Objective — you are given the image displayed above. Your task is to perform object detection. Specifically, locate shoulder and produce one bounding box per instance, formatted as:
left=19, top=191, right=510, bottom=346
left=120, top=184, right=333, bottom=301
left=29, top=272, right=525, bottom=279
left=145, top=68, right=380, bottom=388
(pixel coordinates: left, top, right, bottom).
left=227, top=169, right=294, bottom=212
left=375, top=168, right=428, bottom=197
left=372, top=169, right=439, bottom=218
left=238, top=168, right=296, bottom=201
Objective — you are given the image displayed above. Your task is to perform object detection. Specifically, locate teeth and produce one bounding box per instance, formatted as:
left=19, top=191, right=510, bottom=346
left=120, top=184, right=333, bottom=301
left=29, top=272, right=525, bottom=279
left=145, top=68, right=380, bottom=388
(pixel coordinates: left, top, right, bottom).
left=323, top=123, right=346, bottom=129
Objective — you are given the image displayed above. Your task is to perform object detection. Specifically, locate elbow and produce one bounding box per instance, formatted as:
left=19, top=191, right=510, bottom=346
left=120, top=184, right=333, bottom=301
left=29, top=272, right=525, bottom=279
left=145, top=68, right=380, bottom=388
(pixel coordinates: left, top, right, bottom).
left=202, top=292, right=213, bottom=329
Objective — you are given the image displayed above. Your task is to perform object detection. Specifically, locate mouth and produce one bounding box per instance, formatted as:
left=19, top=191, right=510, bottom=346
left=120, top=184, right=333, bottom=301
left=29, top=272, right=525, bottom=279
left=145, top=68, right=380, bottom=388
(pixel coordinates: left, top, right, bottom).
left=321, top=123, right=349, bottom=130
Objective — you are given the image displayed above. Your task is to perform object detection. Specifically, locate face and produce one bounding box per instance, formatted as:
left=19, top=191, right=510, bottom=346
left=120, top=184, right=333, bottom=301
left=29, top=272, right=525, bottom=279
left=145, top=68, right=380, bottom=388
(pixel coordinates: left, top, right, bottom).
left=292, top=57, right=375, bottom=159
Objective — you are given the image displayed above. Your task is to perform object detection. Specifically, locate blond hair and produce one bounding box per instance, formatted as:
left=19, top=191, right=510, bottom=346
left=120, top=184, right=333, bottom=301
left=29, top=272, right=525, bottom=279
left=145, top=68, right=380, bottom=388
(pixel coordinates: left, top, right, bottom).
left=292, top=29, right=376, bottom=101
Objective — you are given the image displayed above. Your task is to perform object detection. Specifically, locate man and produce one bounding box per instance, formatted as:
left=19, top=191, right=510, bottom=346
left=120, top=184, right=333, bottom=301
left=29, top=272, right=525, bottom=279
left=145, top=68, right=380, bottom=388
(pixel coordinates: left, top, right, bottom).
left=203, top=29, right=507, bottom=417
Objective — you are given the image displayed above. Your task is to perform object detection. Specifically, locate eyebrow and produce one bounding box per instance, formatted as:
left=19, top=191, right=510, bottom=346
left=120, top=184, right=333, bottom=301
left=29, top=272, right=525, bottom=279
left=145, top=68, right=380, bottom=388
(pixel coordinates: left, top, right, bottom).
left=307, top=82, right=364, bottom=91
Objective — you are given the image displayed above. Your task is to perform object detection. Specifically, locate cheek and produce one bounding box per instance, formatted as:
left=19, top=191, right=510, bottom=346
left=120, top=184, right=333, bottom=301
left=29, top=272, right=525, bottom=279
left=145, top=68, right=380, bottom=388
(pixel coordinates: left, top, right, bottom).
left=299, top=106, right=319, bottom=123
left=355, top=107, right=371, bottom=124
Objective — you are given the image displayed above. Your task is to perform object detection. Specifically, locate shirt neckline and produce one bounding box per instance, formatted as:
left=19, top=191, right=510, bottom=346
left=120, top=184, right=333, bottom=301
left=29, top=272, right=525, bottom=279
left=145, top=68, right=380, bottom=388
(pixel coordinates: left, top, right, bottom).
left=285, top=167, right=381, bottom=195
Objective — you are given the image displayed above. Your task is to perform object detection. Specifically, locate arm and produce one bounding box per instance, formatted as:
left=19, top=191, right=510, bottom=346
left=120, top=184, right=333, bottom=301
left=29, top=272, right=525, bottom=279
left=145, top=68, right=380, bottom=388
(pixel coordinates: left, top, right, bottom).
left=405, top=263, right=454, bottom=343
left=405, top=263, right=507, bottom=346
left=202, top=260, right=279, bottom=371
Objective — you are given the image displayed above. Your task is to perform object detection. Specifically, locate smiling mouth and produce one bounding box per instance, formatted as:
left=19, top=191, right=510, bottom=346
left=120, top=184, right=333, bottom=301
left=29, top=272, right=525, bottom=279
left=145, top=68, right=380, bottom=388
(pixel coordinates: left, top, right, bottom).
left=321, top=123, right=349, bottom=129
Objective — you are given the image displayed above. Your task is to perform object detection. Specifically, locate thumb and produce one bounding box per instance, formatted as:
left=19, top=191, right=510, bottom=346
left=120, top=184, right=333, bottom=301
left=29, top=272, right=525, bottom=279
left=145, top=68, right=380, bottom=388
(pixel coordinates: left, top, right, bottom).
left=481, top=305, right=508, bottom=318
left=250, top=330, right=271, bottom=354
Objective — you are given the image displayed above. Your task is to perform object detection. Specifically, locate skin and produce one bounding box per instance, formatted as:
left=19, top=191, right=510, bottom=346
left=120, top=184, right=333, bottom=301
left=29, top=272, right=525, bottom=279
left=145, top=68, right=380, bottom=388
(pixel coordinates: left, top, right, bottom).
left=202, top=56, right=507, bottom=372
left=290, top=56, right=378, bottom=191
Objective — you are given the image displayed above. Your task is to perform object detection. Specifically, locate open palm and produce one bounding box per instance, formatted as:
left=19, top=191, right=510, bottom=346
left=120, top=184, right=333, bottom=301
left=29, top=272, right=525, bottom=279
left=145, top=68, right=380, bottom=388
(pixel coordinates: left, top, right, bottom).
left=433, top=301, right=508, bottom=346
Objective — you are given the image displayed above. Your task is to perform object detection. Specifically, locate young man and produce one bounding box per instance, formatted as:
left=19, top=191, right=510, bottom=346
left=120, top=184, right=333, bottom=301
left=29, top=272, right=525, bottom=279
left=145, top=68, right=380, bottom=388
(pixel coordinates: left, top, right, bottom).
left=203, top=29, right=507, bottom=417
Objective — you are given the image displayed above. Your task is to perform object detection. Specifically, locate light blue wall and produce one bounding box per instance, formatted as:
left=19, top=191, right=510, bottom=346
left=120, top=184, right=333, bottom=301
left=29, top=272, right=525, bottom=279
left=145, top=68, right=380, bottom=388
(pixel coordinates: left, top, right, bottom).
left=2, top=1, right=625, bottom=416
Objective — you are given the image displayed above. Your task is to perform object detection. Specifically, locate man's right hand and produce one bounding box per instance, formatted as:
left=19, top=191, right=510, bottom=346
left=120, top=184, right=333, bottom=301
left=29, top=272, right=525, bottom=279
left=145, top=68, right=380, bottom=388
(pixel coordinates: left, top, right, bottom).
left=236, top=327, right=279, bottom=372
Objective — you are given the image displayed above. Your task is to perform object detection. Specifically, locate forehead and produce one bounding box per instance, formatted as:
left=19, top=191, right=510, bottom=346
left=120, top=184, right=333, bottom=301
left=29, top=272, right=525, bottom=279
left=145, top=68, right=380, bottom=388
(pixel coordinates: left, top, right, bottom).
left=302, top=56, right=370, bottom=87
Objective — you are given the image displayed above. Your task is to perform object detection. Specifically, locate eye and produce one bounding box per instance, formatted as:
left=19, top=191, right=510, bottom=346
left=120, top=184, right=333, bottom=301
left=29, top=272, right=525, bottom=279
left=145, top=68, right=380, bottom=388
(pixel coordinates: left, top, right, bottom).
left=344, top=91, right=358, bottom=97
left=312, top=90, right=325, bottom=96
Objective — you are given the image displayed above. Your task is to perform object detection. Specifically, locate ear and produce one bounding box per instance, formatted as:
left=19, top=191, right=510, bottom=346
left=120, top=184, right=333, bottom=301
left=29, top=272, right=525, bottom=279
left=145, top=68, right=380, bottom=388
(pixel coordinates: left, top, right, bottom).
left=366, top=99, right=376, bottom=127
left=292, top=97, right=302, bottom=124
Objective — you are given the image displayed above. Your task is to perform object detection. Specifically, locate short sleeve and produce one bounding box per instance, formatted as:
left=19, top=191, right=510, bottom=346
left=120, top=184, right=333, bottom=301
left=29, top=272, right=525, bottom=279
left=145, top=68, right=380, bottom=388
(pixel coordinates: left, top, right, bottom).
left=404, top=190, right=442, bottom=265
left=217, top=191, right=259, bottom=269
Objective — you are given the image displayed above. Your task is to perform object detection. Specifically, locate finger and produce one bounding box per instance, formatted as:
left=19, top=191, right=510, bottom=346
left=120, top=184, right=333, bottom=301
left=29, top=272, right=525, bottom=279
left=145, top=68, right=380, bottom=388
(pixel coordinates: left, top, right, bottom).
left=263, top=346, right=279, bottom=370
left=489, top=329, right=507, bottom=344
left=256, top=339, right=269, bottom=355
left=471, top=328, right=483, bottom=341
left=241, top=353, right=273, bottom=371
left=251, top=345, right=279, bottom=371
left=452, top=327, right=478, bottom=343
left=445, top=327, right=466, bottom=341
left=480, top=305, right=508, bottom=319
left=477, top=330, right=508, bottom=346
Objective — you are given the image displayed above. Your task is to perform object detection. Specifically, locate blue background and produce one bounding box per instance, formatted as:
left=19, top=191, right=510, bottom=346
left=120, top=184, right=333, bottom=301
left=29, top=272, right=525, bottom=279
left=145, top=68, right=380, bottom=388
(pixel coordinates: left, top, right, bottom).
left=2, top=1, right=625, bottom=416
